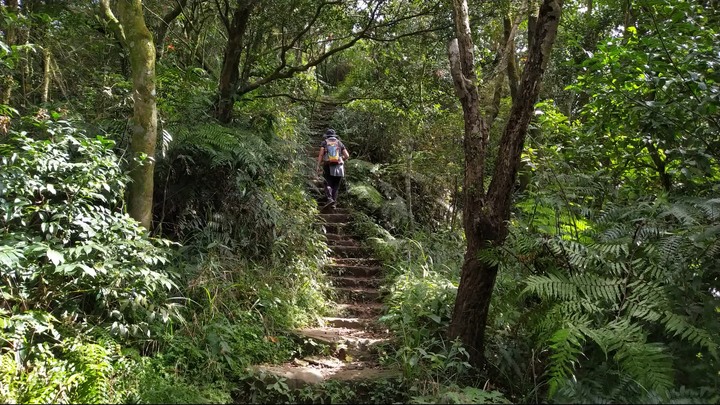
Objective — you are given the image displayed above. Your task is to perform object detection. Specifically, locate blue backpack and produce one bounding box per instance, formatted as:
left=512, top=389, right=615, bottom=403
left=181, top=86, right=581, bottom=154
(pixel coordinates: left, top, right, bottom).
left=324, top=139, right=342, bottom=164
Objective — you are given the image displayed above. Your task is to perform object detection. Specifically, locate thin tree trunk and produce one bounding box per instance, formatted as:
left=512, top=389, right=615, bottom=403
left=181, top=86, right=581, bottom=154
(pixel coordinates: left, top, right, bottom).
left=215, top=1, right=256, bottom=123
left=20, top=31, right=30, bottom=106
left=41, top=47, right=51, bottom=104
left=116, top=0, right=158, bottom=230
left=50, top=56, right=68, bottom=100
left=447, top=0, right=564, bottom=368
left=406, top=149, right=414, bottom=231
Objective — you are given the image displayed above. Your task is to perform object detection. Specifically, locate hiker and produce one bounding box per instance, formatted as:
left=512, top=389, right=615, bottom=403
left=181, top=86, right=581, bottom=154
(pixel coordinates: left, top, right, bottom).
left=316, top=128, right=350, bottom=208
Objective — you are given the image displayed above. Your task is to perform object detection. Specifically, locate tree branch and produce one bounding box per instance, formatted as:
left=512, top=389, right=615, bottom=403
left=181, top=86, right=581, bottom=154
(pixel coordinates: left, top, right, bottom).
left=97, top=0, right=127, bottom=46
left=238, top=93, right=391, bottom=104
left=237, top=2, right=383, bottom=96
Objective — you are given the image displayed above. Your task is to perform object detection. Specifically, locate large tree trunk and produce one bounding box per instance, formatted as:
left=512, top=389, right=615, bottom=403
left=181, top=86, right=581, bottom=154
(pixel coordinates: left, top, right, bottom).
left=215, top=1, right=256, bottom=123
left=115, top=0, right=158, bottom=230
left=447, top=0, right=564, bottom=368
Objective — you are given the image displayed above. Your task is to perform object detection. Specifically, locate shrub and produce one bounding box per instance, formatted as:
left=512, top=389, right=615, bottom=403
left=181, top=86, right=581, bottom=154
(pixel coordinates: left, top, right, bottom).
left=0, top=119, right=179, bottom=380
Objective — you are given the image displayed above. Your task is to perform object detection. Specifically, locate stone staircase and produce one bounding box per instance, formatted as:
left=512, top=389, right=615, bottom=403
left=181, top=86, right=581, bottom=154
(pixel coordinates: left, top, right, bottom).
left=249, top=101, right=398, bottom=390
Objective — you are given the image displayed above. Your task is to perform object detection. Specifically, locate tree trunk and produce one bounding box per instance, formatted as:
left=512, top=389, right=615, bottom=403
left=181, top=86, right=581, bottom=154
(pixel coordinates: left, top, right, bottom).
left=215, top=1, right=256, bottom=123
left=41, top=47, right=51, bottom=104
left=116, top=0, right=158, bottom=230
left=447, top=0, right=564, bottom=368
left=504, top=15, right=520, bottom=102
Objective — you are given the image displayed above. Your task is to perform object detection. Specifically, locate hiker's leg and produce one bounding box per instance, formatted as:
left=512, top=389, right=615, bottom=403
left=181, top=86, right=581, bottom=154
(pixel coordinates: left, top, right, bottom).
left=322, top=165, right=334, bottom=201
left=330, top=176, right=341, bottom=203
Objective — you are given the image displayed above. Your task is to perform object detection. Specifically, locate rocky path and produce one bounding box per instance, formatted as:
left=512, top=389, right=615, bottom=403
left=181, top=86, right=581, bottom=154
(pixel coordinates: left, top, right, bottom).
left=250, top=101, right=398, bottom=390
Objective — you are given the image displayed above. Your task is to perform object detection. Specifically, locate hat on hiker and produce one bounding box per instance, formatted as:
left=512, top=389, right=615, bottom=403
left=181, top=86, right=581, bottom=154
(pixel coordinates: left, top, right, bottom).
left=324, top=128, right=336, bottom=138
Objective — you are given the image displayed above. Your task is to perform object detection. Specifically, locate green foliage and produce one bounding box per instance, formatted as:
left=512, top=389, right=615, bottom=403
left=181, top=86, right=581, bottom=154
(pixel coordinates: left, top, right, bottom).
left=380, top=267, right=470, bottom=388
left=410, top=385, right=510, bottom=404
left=0, top=120, right=179, bottom=341
left=0, top=336, right=140, bottom=404
left=155, top=102, right=326, bottom=267
left=348, top=181, right=385, bottom=210
left=568, top=0, right=720, bottom=194
left=512, top=197, right=720, bottom=402
left=132, top=355, right=232, bottom=404
left=360, top=222, right=475, bottom=397
left=236, top=374, right=409, bottom=404
left=345, top=160, right=415, bottom=232
left=155, top=220, right=332, bottom=387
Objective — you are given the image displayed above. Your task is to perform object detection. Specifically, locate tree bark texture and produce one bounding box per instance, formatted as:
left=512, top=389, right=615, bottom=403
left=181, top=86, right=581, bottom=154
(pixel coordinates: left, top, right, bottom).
left=115, top=0, right=158, bottom=230
left=503, top=15, right=520, bottom=102
left=215, top=1, right=256, bottom=123
left=447, top=0, right=564, bottom=368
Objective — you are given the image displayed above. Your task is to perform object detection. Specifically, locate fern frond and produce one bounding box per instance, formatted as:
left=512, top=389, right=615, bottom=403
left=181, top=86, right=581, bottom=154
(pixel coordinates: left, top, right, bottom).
left=624, top=279, right=670, bottom=311
left=168, top=124, right=276, bottom=171
left=596, top=223, right=632, bottom=243
left=665, top=386, right=720, bottom=404
left=546, top=320, right=588, bottom=398
left=477, top=247, right=504, bottom=267
left=524, top=273, right=579, bottom=301
left=547, top=238, right=596, bottom=269
left=614, top=341, right=674, bottom=396
left=570, top=274, right=623, bottom=303
left=600, top=318, right=646, bottom=353
left=695, top=198, right=720, bottom=221
left=655, top=234, right=682, bottom=261
left=659, top=202, right=699, bottom=226
left=659, top=311, right=718, bottom=358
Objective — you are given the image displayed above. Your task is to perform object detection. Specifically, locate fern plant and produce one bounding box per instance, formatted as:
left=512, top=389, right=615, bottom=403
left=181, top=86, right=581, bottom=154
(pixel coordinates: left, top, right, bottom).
left=512, top=197, right=720, bottom=402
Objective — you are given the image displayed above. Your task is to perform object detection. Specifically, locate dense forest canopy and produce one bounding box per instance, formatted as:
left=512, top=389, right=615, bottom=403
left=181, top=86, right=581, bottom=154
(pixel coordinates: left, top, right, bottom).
left=0, top=0, right=718, bottom=403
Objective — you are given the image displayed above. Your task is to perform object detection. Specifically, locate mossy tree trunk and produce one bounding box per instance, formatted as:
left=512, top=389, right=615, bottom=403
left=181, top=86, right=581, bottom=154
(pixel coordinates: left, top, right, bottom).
left=114, top=0, right=158, bottom=230
left=447, top=0, right=564, bottom=367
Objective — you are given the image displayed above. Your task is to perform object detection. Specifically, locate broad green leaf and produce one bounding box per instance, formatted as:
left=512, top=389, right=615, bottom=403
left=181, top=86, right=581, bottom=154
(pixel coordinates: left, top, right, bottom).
left=46, top=248, right=64, bottom=266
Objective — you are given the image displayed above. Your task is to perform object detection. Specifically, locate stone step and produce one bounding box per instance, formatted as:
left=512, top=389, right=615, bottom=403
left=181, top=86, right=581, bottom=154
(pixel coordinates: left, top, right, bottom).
left=336, top=287, right=382, bottom=303
left=319, top=204, right=345, bottom=214
left=326, top=238, right=359, bottom=247
left=321, top=317, right=371, bottom=329
left=328, top=245, right=368, bottom=258
left=330, top=276, right=382, bottom=289
left=328, top=208, right=351, bottom=215
left=320, top=213, right=353, bottom=223
left=335, top=303, right=384, bottom=318
left=332, top=257, right=381, bottom=266
left=324, top=233, right=356, bottom=242
left=249, top=364, right=400, bottom=390
left=293, top=327, right=389, bottom=349
left=320, top=222, right=350, bottom=234
left=325, top=234, right=359, bottom=246
left=324, top=264, right=382, bottom=277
